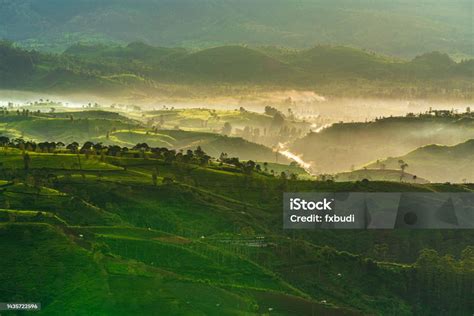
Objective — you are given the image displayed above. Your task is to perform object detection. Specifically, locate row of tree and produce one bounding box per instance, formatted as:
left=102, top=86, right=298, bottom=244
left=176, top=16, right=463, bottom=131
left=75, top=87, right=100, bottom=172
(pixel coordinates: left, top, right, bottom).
left=1, top=136, right=298, bottom=179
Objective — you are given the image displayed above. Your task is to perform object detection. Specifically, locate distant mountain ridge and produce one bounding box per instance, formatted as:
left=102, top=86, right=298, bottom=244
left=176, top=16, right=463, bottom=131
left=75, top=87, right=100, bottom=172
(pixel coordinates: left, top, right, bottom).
left=0, top=0, right=472, bottom=58
left=1, top=41, right=472, bottom=98
left=58, top=42, right=474, bottom=79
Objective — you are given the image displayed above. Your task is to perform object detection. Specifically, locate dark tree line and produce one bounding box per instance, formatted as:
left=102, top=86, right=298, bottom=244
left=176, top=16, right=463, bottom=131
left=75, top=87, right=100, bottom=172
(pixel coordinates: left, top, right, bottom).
left=1, top=136, right=299, bottom=180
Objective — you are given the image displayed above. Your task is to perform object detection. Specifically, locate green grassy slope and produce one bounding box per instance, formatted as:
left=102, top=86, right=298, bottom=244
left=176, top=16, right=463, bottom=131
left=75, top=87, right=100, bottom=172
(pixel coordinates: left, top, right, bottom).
left=0, top=150, right=120, bottom=170
left=0, top=115, right=134, bottom=143
left=0, top=222, right=299, bottom=315
left=52, top=110, right=138, bottom=124
left=0, top=223, right=111, bottom=315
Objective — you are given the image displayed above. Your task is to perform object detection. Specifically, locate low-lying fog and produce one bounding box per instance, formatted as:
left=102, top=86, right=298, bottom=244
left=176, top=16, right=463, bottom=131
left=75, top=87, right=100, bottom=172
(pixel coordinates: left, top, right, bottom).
left=2, top=89, right=473, bottom=182
left=1, top=89, right=471, bottom=126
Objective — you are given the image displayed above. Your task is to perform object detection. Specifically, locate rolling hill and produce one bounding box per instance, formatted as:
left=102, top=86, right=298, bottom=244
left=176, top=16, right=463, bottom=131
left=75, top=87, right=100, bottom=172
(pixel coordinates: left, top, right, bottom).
left=0, top=110, right=290, bottom=163
left=289, top=45, right=397, bottom=79
left=291, top=114, right=474, bottom=174
left=165, top=45, right=302, bottom=83
left=109, top=130, right=288, bottom=163
left=366, top=139, right=474, bottom=183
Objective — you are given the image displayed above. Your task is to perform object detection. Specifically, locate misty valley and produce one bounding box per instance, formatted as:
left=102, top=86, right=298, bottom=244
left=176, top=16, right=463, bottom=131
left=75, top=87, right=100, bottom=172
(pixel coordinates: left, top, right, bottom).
left=1, top=93, right=472, bottom=184
left=0, top=1, right=473, bottom=314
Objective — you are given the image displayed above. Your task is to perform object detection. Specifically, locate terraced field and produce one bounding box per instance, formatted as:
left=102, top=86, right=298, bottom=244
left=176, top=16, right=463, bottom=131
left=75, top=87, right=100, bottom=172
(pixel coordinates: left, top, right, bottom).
left=0, top=147, right=473, bottom=315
